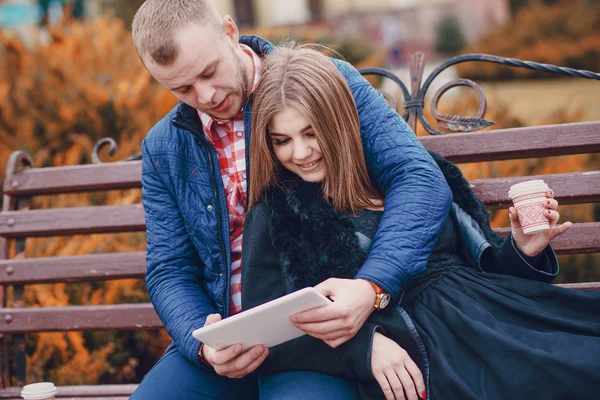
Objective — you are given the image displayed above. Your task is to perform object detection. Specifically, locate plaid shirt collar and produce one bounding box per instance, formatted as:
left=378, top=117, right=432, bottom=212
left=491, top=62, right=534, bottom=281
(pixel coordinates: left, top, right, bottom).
left=199, top=44, right=262, bottom=130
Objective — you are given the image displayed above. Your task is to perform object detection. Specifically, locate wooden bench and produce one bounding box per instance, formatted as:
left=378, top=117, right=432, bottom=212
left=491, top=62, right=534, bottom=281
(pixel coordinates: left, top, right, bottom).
left=0, top=52, right=599, bottom=399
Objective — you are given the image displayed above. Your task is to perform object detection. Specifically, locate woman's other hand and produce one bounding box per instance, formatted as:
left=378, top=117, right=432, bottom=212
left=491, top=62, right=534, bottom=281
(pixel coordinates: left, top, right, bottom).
left=371, top=332, right=426, bottom=400
left=510, top=189, right=572, bottom=257
left=200, top=314, right=269, bottom=378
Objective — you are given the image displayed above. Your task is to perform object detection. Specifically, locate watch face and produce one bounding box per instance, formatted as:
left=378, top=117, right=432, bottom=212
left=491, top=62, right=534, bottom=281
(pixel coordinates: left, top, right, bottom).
left=379, top=293, right=391, bottom=309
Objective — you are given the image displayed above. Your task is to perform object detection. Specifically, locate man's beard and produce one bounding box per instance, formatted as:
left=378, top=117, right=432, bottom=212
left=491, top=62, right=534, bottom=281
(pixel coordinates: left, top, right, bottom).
left=237, top=50, right=249, bottom=108
left=213, top=48, right=249, bottom=121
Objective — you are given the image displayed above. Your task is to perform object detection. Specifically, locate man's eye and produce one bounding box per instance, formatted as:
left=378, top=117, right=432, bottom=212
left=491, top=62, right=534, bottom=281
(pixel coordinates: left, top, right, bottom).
left=274, top=138, right=290, bottom=146
left=180, top=86, right=192, bottom=94
left=203, top=69, right=216, bottom=78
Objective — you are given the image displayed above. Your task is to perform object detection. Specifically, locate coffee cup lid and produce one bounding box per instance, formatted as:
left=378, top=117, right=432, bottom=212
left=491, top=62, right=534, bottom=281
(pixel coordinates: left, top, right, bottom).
left=509, top=180, right=546, bottom=192
left=508, top=186, right=548, bottom=199
left=508, top=180, right=548, bottom=199
left=21, top=382, right=57, bottom=400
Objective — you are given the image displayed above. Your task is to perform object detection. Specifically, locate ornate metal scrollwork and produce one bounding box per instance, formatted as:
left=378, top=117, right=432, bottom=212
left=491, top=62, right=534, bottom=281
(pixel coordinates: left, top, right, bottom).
left=91, top=137, right=142, bottom=163
left=359, top=52, right=600, bottom=135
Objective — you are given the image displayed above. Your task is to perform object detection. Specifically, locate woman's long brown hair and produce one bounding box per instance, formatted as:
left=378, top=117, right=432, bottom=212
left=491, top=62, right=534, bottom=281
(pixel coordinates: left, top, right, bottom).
left=249, top=43, right=383, bottom=214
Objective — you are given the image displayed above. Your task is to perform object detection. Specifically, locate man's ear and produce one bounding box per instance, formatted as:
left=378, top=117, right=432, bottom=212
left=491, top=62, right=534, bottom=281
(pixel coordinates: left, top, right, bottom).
left=221, top=15, right=239, bottom=45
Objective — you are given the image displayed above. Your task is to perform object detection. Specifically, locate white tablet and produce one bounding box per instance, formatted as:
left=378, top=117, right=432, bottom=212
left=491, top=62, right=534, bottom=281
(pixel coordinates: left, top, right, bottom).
left=192, top=287, right=331, bottom=351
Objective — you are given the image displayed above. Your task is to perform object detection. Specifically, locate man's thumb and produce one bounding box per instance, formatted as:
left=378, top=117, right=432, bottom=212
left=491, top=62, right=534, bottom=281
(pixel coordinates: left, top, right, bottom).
left=204, top=313, right=222, bottom=326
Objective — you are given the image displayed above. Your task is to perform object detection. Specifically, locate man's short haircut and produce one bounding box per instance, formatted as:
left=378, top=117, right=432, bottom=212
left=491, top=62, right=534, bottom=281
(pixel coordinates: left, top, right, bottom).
left=132, top=0, right=222, bottom=66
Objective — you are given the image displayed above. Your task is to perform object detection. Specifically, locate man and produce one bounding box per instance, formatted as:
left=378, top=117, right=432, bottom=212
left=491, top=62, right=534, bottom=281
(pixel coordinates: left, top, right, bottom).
left=130, top=0, right=451, bottom=398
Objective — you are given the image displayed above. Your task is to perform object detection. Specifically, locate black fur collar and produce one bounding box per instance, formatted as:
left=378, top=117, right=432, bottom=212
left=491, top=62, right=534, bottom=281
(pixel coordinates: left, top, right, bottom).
left=266, top=176, right=367, bottom=292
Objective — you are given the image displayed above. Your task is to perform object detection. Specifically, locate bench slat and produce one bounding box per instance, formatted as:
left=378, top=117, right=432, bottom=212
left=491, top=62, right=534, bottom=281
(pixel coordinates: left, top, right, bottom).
left=2, top=122, right=598, bottom=198
left=2, top=161, right=141, bottom=197
left=494, top=222, right=600, bottom=254
left=420, top=121, right=600, bottom=163
left=556, top=282, right=600, bottom=290
left=0, top=205, right=145, bottom=238
left=471, top=171, right=600, bottom=208
left=0, top=304, right=162, bottom=333
left=1, top=224, right=598, bottom=286
left=0, top=384, right=137, bottom=399
left=0, top=252, right=146, bottom=285
left=0, top=279, right=597, bottom=334
left=2, top=169, right=598, bottom=239
left=0, top=396, right=130, bottom=400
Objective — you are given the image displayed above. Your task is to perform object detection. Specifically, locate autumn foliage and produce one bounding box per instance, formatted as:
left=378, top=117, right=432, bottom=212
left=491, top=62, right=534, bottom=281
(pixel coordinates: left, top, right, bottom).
left=0, top=16, right=176, bottom=384
left=458, top=0, right=600, bottom=81
left=0, top=12, right=598, bottom=385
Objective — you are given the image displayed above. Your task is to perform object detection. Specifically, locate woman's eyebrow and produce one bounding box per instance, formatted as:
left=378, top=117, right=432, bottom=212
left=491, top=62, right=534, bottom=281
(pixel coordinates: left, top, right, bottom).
left=270, top=125, right=312, bottom=137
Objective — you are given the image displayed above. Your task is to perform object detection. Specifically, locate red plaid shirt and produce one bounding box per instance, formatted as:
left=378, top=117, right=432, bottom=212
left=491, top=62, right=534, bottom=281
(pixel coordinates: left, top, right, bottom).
left=198, top=45, right=262, bottom=315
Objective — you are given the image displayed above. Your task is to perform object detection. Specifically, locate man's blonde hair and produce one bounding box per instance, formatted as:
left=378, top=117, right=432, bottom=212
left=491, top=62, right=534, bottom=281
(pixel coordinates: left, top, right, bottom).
left=249, top=43, right=383, bottom=215
left=132, top=0, right=222, bottom=66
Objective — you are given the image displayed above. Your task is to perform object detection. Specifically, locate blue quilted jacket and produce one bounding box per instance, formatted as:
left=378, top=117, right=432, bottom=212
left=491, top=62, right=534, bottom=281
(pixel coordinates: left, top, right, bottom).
left=141, top=36, right=452, bottom=367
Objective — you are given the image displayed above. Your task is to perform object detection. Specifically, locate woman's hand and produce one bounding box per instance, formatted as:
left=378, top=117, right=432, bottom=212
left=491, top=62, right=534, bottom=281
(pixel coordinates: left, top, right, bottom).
left=200, top=314, right=269, bottom=378
left=371, top=332, right=426, bottom=400
left=291, top=278, right=376, bottom=348
left=510, top=189, right=572, bottom=257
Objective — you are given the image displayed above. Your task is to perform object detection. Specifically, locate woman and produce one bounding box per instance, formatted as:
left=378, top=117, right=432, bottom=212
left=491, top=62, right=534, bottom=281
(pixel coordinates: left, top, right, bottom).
left=241, top=44, right=600, bottom=400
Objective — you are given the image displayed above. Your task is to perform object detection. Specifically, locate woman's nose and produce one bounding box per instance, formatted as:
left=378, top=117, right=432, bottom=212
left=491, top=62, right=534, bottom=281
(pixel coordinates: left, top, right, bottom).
left=293, top=140, right=312, bottom=161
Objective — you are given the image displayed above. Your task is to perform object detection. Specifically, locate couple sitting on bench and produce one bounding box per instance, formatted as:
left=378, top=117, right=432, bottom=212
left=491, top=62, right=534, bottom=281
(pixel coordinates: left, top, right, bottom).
left=129, top=1, right=600, bottom=399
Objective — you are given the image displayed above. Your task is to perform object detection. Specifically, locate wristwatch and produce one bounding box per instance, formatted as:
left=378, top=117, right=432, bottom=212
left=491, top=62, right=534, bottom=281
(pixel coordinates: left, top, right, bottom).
left=365, top=280, right=391, bottom=310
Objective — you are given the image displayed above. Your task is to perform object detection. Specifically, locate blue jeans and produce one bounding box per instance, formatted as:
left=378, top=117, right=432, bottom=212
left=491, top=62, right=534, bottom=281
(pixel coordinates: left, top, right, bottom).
left=130, top=344, right=360, bottom=400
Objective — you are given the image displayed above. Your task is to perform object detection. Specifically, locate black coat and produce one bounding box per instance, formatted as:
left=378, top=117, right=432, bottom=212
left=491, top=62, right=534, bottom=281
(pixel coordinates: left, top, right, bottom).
left=241, top=152, right=557, bottom=397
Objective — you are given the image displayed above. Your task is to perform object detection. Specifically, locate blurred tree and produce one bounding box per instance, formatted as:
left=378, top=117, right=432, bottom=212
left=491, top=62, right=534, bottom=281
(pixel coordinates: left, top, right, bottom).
left=434, top=15, right=466, bottom=56
left=459, top=0, right=600, bottom=80
left=107, top=0, right=145, bottom=27
left=510, top=0, right=555, bottom=15
left=0, top=15, right=175, bottom=384
left=38, top=0, right=66, bottom=27
left=308, top=0, right=323, bottom=21
left=233, top=0, right=255, bottom=26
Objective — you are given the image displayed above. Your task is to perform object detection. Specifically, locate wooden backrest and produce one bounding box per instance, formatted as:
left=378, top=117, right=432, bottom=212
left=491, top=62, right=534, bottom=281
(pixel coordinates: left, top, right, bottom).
left=1, top=52, right=599, bottom=395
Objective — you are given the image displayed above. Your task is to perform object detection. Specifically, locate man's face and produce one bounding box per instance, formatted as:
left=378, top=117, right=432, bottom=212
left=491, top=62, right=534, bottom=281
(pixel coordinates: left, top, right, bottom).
left=146, top=21, right=249, bottom=120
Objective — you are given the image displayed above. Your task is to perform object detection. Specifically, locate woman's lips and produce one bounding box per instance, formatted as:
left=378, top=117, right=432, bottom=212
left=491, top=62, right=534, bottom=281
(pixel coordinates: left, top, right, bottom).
left=296, top=157, right=323, bottom=172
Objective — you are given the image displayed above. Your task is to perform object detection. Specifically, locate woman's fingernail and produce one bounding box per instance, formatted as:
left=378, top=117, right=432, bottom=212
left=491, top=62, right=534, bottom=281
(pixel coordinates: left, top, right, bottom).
left=235, top=345, right=241, bottom=353
left=422, top=391, right=427, bottom=399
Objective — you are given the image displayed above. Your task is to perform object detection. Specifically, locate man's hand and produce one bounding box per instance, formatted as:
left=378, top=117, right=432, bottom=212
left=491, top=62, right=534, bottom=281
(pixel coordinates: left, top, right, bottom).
left=291, top=278, right=377, bottom=348
left=510, top=189, right=572, bottom=257
left=200, top=314, right=269, bottom=378
left=371, top=332, right=426, bottom=400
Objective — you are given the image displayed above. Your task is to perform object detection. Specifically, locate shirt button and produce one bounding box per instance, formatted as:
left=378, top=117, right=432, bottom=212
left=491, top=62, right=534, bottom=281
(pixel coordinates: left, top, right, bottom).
left=236, top=131, right=243, bottom=138
left=207, top=205, right=213, bottom=211
left=242, top=173, right=247, bottom=179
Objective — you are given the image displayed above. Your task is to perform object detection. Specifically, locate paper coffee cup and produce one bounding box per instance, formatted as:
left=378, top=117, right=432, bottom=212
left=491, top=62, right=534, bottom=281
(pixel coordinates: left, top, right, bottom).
left=508, top=180, right=550, bottom=235
left=21, top=382, right=57, bottom=400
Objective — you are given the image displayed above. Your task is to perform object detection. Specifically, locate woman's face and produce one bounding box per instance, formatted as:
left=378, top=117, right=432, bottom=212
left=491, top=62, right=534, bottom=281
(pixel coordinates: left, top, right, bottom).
left=268, top=106, right=326, bottom=183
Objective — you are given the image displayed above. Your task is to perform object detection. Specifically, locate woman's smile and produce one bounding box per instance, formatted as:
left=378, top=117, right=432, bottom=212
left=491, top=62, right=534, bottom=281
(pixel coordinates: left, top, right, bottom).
left=296, top=157, right=323, bottom=172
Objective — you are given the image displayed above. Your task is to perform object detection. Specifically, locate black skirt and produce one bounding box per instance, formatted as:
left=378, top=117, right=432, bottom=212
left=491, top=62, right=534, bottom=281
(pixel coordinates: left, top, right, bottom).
left=402, top=265, right=600, bottom=400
